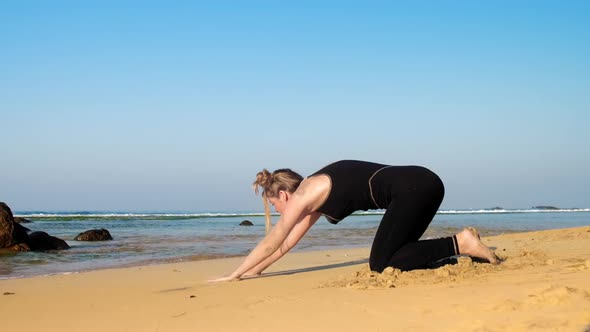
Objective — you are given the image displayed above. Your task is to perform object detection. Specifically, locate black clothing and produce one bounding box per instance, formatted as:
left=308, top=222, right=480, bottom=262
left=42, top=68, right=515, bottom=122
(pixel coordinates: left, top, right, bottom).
left=310, top=160, right=385, bottom=223
left=310, top=160, right=456, bottom=272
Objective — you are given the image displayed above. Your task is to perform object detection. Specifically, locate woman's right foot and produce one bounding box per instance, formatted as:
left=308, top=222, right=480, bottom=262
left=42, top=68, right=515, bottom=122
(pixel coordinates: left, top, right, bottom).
left=456, top=228, right=499, bottom=264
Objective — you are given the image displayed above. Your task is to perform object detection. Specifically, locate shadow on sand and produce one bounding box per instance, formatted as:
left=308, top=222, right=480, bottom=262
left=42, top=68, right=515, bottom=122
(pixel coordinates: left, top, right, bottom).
left=242, top=258, right=369, bottom=280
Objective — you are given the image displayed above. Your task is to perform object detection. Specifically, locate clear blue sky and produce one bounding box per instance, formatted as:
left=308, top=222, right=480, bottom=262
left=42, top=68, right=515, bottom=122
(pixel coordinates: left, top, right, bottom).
left=1, top=1, right=589, bottom=212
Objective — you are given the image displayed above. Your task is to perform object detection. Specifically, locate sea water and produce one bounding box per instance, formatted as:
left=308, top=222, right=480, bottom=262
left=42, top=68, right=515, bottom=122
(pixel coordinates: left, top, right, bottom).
left=1, top=208, right=589, bottom=279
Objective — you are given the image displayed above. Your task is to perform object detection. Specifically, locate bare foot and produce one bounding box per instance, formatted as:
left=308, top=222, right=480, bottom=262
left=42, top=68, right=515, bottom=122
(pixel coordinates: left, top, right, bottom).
left=465, top=226, right=481, bottom=239
left=456, top=228, right=499, bottom=264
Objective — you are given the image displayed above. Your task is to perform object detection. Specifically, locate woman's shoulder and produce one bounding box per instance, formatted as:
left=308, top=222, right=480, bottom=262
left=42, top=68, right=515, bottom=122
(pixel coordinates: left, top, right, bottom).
left=295, top=175, right=331, bottom=211
left=300, top=174, right=331, bottom=192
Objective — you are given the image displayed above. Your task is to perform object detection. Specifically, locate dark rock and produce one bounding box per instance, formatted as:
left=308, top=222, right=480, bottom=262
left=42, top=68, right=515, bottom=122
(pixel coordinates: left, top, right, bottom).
left=14, top=222, right=30, bottom=233
left=14, top=217, right=32, bottom=223
left=74, top=229, right=113, bottom=241
left=0, top=202, right=29, bottom=248
left=26, top=231, right=70, bottom=251
left=0, top=203, right=15, bottom=248
left=239, top=220, right=254, bottom=226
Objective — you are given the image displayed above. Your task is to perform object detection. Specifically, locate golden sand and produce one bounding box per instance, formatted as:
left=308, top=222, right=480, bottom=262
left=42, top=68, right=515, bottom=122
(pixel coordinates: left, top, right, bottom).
left=1, top=226, right=589, bottom=331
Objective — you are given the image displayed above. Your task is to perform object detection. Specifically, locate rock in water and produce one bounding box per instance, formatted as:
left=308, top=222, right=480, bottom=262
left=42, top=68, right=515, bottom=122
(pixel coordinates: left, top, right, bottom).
left=74, top=229, right=113, bottom=241
left=0, top=202, right=29, bottom=248
left=14, top=222, right=30, bottom=233
left=239, top=220, right=254, bottom=226
left=26, top=231, right=70, bottom=250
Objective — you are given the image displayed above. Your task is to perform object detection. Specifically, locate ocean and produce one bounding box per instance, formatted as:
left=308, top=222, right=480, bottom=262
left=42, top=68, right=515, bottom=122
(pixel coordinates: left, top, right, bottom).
left=1, top=208, right=589, bottom=279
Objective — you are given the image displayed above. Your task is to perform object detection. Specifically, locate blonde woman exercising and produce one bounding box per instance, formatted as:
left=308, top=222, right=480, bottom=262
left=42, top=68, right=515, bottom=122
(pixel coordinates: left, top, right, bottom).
left=210, top=160, right=498, bottom=282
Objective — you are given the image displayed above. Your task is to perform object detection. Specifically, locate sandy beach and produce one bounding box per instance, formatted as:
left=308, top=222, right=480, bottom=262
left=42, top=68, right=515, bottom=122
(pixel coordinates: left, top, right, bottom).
left=1, top=226, right=589, bottom=332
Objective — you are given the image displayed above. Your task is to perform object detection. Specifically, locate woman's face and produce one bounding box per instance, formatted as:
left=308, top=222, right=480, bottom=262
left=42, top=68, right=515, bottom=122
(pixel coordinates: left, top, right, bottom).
left=268, top=191, right=289, bottom=214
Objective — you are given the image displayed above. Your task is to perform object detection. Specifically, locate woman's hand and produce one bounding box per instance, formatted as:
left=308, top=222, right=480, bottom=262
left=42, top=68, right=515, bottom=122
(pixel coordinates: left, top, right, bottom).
left=241, top=272, right=262, bottom=279
left=207, top=275, right=241, bottom=283
left=211, top=180, right=324, bottom=282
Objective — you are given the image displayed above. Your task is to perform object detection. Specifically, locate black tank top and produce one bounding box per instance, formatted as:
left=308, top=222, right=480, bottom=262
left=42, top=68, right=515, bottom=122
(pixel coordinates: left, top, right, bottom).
left=309, top=160, right=389, bottom=224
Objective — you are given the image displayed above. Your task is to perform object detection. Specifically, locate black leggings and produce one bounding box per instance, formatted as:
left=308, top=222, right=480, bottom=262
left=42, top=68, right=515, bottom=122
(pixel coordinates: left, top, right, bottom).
left=369, top=167, right=457, bottom=272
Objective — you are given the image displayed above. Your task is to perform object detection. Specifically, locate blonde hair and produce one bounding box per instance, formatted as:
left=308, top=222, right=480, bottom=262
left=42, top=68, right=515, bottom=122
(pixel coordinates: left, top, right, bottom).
left=253, top=168, right=303, bottom=233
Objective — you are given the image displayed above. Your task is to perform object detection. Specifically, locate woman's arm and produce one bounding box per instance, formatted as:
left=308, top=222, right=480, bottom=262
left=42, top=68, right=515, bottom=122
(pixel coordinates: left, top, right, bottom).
left=210, top=199, right=307, bottom=281
left=243, top=212, right=321, bottom=277
left=209, top=176, right=329, bottom=282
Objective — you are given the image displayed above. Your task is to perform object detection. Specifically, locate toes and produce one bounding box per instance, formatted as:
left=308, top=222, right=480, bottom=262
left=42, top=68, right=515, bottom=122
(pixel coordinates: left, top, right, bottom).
left=466, top=227, right=481, bottom=240
left=490, top=252, right=501, bottom=264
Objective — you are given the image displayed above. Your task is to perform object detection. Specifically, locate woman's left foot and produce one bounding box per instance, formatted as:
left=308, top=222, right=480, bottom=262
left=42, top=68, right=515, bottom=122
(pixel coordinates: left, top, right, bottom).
left=456, top=228, right=499, bottom=264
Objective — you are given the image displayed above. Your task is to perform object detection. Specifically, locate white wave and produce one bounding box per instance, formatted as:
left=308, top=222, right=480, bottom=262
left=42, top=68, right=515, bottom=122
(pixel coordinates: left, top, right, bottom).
left=13, top=208, right=590, bottom=219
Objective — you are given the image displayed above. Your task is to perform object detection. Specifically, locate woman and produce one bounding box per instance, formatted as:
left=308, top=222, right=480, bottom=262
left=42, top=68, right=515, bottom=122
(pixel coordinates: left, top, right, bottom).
left=211, top=160, right=498, bottom=282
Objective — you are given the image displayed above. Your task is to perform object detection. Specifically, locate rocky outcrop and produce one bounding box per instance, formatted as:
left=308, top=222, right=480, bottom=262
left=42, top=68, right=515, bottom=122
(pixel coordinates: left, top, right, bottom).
left=26, top=231, right=70, bottom=251
left=74, top=229, right=113, bottom=241
left=2, top=202, right=69, bottom=251
left=0, top=204, right=16, bottom=248
left=0, top=202, right=29, bottom=248
left=14, top=222, right=30, bottom=233
left=239, top=220, right=254, bottom=226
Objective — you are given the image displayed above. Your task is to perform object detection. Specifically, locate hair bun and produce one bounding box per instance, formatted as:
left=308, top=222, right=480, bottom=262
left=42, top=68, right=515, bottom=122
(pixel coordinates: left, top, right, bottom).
left=253, top=169, right=272, bottom=195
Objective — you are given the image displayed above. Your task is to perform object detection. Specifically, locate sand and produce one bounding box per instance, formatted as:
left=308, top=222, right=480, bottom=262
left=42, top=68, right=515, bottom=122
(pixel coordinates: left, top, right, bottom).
left=1, top=226, right=590, bottom=332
